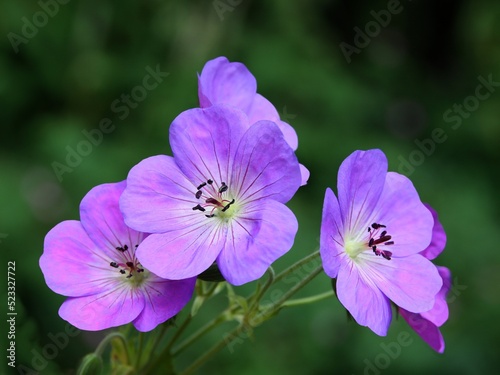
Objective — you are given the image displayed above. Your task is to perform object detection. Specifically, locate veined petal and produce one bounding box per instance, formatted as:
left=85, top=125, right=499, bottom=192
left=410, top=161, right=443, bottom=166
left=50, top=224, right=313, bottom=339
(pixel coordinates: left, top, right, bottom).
left=231, top=120, right=301, bottom=205
left=337, top=150, right=387, bottom=236
left=247, top=94, right=299, bottom=151
left=336, top=260, right=392, bottom=336
left=135, top=222, right=224, bottom=280
left=400, top=309, right=445, bottom=353
left=121, top=155, right=200, bottom=234
left=217, top=199, right=298, bottom=285
left=420, top=204, right=447, bottom=260
left=169, top=106, right=247, bottom=185
left=421, top=266, right=451, bottom=327
left=58, top=287, right=144, bottom=331
left=370, top=172, right=434, bottom=257
left=361, top=254, right=442, bottom=313
left=80, top=181, right=143, bottom=257
left=41, top=221, right=116, bottom=297
left=132, top=276, right=196, bottom=332
left=320, top=188, right=344, bottom=279
left=198, top=56, right=256, bottom=113
left=299, top=164, right=310, bottom=186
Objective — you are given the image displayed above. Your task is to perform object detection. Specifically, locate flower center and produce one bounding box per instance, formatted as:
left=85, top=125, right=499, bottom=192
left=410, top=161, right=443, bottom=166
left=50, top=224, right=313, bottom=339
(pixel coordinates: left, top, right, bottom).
left=109, top=243, right=148, bottom=286
left=345, top=222, right=395, bottom=260
left=192, top=179, right=237, bottom=221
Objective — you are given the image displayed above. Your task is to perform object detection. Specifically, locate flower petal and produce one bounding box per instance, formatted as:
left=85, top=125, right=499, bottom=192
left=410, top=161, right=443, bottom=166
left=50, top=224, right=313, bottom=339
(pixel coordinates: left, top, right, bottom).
left=421, top=266, right=451, bottom=327
left=320, top=188, right=344, bottom=279
left=361, top=254, right=442, bottom=313
left=198, top=56, right=256, bottom=113
left=121, top=155, right=200, bottom=234
left=80, top=181, right=143, bottom=257
left=247, top=94, right=299, bottom=151
left=299, top=164, right=310, bottom=186
left=135, top=221, right=224, bottom=280
left=420, top=204, right=447, bottom=260
left=169, top=105, right=247, bottom=185
left=217, top=199, right=298, bottom=285
left=132, top=276, right=196, bottom=332
left=231, top=120, right=301, bottom=204
left=336, top=259, right=392, bottom=336
left=58, top=287, right=144, bottom=331
left=400, top=309, right=445, bottom=353
left=41, top=221, right=116, bottom=297
left=370, top=172, right=434, bottom=257
left=337, top=149, right=387, bottom=235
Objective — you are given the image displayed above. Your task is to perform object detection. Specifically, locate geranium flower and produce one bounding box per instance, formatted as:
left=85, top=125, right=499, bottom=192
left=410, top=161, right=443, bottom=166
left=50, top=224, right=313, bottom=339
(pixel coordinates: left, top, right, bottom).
left=40, top=181, right=196, bottom=332
left=320, top=149, right=442, bottom=336
left=120, top=105, right=301, bottom=286
left=198, top=56, right=309, bottom=185
left=399, top=205, right=451, bottom=353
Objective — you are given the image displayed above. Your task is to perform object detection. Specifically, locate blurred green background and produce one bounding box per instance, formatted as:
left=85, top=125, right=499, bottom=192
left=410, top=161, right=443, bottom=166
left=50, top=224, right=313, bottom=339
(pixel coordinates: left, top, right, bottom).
left=1, top=0, right=500, bottom=374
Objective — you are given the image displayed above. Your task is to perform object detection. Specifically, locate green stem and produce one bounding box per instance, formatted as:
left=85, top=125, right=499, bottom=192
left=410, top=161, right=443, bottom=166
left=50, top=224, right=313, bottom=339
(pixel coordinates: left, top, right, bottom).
left=178, top=324, right=245, bottom=375
left=95, top=332, right=130, bottom=364
left=248, top=267, right=275, bottom=311
left=135, top=332, right=144, bottom=368
left=263, top=264, right=324, bottom=317
left=274, top=250, right=320, bottom=283
left=165, top=314, right=193, bottom=353
left=280, top=290, right=334, bottom=308
left=172, top=315, right=225, bottom=357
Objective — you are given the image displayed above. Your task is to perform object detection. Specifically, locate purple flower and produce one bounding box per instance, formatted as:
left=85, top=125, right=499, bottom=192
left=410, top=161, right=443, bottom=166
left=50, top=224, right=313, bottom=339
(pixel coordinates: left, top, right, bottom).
left=399, top=205, right=451, bottom=353
left=40, top=181, right=196, bottom=332
left=198, top=56, right=309, bottom=185
left=120, top=105, right=301, bottom=286
left=320, top=149, right=442, bottom=336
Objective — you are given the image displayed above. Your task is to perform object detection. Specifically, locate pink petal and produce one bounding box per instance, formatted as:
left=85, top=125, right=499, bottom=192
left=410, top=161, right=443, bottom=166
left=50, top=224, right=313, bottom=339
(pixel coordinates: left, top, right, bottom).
left=363, top=254, right=442, bottom=313
left=231, top=120, right=301, bottom=204
left=337, top=150, right=388, bottom=234
left=198, top=56, right=256, bottom=113
left=320, top=188, right=344, bottom=279
left=132, top=276, right=196, bottom=332
left=400, top=309, right=445, bottom=353
left=120, top=155, right=200, bottom=234
left=80, top=181, right=143, bottom=257
left=336, top=260, right=392, bottom=336
left=135, top=221, right=224, bottom=280
left=420, top=204, right=447, bottom=260
left=217, top=199, right=298, bottom=285
left=41, top=221, right=116, bottom=297
left=169, top=105, right=247, bottom=185
left=58, top=286, right=144, bottom=331
left=370, top=172, right=434, bottom=257
left=421, top=266, right=451, bottom=327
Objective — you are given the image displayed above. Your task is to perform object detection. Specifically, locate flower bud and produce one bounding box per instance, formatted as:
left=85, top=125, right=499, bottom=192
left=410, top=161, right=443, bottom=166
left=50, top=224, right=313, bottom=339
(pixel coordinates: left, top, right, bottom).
left=77, top=353, right=103, bottom=375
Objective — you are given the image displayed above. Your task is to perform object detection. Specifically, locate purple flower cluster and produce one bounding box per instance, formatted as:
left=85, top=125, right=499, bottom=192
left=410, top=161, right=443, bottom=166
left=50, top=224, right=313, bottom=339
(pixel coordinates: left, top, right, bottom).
left=40, top=57, right=303, bottom=331
left=40, top=57, right=450, bottom=352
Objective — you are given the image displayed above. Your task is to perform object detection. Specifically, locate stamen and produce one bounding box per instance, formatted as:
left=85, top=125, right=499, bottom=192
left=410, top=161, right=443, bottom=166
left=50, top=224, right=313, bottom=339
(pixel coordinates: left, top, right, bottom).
left=207, top=179, right=213, bottom=185
left=206, top=198, right=219, bottom=205
left=368, top=238, right=374, bottom=247
left=192, top=204, right=206, bottom=212
left=110, top=262, right=119, bottom=268
left=195, top=190, right=202, bottom=199
left=221, top=199, right=235, bottom=212
left=126, top=261, right=134, bottom=268
left=371, top=223, right=386, bottom=229
left=380, top=230, right=387, bottom=237
left=197, top=182, right=207, bottom=190
left=381, top=251, right=392, bottom=260
left=384, top=241, right=394, bottom=246
left=219, top=182, right=228, bottom=193
left=205, top=214, right=215, bottom=218
left=120, top=270, right=126, bottom=274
